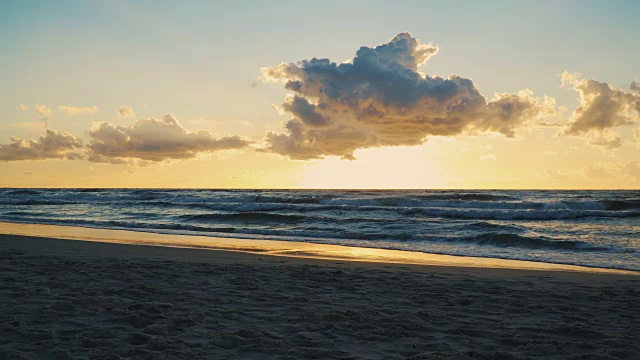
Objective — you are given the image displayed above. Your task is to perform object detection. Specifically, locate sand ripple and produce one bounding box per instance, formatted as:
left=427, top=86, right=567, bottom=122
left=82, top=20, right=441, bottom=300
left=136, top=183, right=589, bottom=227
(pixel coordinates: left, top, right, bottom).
left=1, top=238, right=639, bottom=359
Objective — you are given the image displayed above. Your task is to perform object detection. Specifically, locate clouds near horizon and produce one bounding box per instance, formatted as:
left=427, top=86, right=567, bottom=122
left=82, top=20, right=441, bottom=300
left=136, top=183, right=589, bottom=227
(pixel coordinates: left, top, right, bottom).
left=624, top=161, right=640, bottom=178
left=0, top=130, right=84, bottom=161
left=561, top=71, right=640, bottom=148
left=261, top=33, right=555, bottom=160
left=87, top=114, right=253, bottom=163
left=1, top=115, right=253, bottom=165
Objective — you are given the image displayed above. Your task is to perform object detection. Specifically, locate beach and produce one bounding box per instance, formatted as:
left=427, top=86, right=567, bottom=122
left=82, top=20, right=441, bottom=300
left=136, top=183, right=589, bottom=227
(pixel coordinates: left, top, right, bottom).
left=3, top=3, right=640, bottom=358
left=1, top=224, right=639, bottom=359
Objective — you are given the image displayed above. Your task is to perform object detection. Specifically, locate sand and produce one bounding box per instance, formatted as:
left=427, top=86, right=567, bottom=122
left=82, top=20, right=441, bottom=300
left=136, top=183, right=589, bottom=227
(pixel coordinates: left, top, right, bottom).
left=1, top=225, right=639, bottom=359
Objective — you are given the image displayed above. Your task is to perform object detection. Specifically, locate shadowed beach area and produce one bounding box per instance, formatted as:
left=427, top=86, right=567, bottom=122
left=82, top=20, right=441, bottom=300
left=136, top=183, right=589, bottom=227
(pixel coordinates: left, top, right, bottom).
left=1, top=223, right=639, bottom=359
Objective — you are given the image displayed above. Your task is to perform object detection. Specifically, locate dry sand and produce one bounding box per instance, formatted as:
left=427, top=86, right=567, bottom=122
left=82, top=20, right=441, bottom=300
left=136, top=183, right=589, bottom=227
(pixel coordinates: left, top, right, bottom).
left=1, top=226, right=639, bottom=359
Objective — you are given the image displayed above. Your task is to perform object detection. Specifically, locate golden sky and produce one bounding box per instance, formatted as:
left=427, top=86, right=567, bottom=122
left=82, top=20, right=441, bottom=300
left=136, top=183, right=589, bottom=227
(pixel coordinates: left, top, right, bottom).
left=1, top=1, right=639, bottom=189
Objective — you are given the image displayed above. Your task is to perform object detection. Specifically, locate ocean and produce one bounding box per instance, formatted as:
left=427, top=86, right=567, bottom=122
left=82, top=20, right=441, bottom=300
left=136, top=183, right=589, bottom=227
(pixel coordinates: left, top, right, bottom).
left=0, top=189, right=638, bottom=271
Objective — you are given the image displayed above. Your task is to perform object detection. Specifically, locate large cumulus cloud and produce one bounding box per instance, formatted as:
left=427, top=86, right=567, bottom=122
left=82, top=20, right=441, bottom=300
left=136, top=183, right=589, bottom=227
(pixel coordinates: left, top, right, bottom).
left=561, top=71, right=640, bottom=136
left=261, top=33, right=555, bottom=159
left=87, top=114, right=253, bottom=163
left=0, top=130, right=84, bottom=161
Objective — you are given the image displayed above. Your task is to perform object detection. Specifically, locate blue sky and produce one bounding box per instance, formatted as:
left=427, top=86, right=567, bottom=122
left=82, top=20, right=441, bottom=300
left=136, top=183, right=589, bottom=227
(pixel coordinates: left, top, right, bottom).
left=3, top=0, right=638, bottom=118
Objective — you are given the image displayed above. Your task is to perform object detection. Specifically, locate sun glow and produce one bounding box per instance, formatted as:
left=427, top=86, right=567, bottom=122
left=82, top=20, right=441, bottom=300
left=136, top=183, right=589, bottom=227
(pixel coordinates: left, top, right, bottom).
left=297, top=146, right=455, bottom=189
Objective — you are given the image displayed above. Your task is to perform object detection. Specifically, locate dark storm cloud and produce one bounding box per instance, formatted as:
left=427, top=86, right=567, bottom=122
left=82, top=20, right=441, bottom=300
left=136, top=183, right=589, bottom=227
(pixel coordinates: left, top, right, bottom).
left=261, top=33, right=555, bottom=160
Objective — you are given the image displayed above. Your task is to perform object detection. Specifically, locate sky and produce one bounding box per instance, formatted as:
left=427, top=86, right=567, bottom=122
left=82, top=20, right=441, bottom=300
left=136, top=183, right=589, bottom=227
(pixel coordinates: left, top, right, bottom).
left=1, top=0, right=639, bottom=189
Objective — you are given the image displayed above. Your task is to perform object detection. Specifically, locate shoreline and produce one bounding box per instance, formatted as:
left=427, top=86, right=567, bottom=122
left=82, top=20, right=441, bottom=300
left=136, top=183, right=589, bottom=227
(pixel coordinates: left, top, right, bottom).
left=3, top=187, right=640, bottom=190
left=0, top=221, right=636, bottom=275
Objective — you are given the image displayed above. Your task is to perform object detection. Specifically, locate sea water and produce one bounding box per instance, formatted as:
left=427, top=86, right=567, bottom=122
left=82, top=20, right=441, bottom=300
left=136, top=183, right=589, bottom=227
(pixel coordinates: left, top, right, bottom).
left=0, top=189, right=638, bottom=270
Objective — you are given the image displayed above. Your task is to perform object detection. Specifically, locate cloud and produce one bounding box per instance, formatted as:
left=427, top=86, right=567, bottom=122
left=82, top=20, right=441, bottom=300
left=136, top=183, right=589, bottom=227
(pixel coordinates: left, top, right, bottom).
left=561, top=71, right=640, bottom=136
left=87, top=114, right=253, bottom=163
left=35, top=104, right=52, bottom=126
left=538, top=122, right=562, bottom=127
left=59, top=105, right=99, bottom=116
left=623, top=161, right=640, bottom=179
left=588, top=133, right=622, bottom=150
left=582, top=161, right=640, bottom=180
left=634, top=127, right=640, bottom=148
left=35, top=104, right=52, bottom=117
left=0, top=130, right=84, bottom=161
left=545, top=169, right=569, bottom=180
left=18, top=104, right=28, bottom=111
left=479, top=154, right=497, bottom=161
left=237, top=120, right=255, bottom=127
left=584, top=164, right=612, bottom=178
left=118, top=105, right=135, bottom=118
left=261, top=33, right=555, bottom=160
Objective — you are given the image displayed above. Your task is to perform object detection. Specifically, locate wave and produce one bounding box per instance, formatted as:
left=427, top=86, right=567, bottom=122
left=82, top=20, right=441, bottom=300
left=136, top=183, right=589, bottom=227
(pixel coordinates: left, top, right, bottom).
left=402, top=207, right=640, bottom=220
left=155, top=197, right=638, bottom=214
left=160, top=198, right=639, bottom=213
left=421, top=193, right=517, bottom=201
left=2, top=210, right=46, bottom=217
left=1, top=199, right=77, bottom=206
left=2, top=189, right=636, bottom=212
left=3, top=189, right=41, bottom=196
left=461, top=233, right=607, bottom=251
left=252, top=195, right=331, bottom=204
left=602, top=200, right=640, bottom=211
left=179, top=212, right=308, bottom=223
left=124, top=200, right=178, bottom=208
left=0, top=216, right=239, bottom=235
left=465, top=221, right=524, bottom=232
